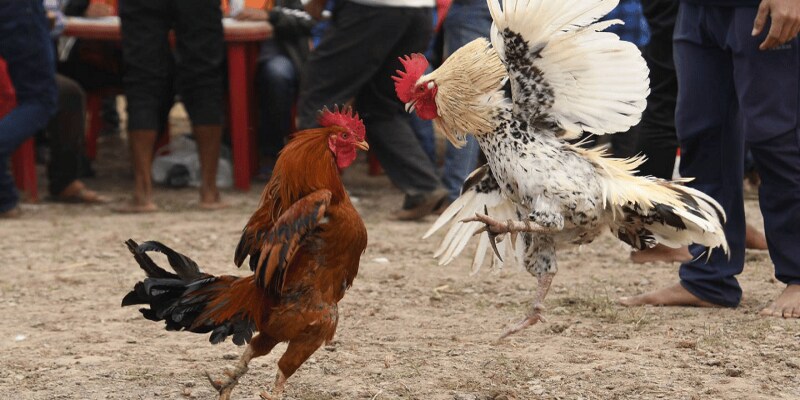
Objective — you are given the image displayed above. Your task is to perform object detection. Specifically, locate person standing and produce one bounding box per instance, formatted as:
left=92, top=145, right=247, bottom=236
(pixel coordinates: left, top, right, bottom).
left=621, top=0, right=800, bottom=319
left=117, top=0, right=226, bottom=212
left=298, top=0, right=449, bottom=221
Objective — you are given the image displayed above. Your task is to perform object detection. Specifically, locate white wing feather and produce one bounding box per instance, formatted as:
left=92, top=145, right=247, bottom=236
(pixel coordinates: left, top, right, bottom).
left=487, top=0, right=649, bottom=138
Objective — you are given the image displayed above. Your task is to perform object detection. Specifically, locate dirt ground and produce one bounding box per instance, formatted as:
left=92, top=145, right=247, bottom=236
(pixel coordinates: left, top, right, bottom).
left=1, top=108, right=798, bottom=400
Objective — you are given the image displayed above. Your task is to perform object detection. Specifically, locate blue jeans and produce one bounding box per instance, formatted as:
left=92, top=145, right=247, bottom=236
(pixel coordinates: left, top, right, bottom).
left=257, top=48, right=296, bottom=158
left=440, top=0, right=492, bottom=201
left=675, top=3, right=800, bottom=307
left=0, top=0, right=58, bottom=212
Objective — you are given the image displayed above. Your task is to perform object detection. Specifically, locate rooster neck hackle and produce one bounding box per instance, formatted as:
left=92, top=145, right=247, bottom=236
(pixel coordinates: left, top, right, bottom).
left=425, top=38, right=507, bottom=144
left=264, top=128, right=348, bottom=220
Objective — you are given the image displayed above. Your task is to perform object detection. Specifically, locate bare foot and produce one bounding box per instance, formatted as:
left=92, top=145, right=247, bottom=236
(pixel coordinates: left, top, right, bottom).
left=113, top=200, right=159, bottom=214
left=759, top=285, right=800, bottom=318
left=55, top=180, right=110, bottom=204
left=630, top=244, right=693, bottom=264
left=199, top=187, right=228, bottom=210
left=745, top=222, right=768, bottom=250
left=619, top=282, right=719, bottom=307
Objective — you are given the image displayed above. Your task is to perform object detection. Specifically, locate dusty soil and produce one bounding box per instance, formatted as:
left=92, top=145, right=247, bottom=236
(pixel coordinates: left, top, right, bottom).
left=1, top=108, right=798, bottom=400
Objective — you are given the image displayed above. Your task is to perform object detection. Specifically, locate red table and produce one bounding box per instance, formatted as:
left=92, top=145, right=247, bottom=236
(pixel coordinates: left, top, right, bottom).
left=63, top=16, right=272, bottom=191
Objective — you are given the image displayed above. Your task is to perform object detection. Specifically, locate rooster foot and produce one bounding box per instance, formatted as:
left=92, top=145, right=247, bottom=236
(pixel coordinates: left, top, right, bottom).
left=259, top=370, right=287, bottom=400
left=499, top=303, right=547, bottom=339
left=463, top=206, right=543, bottom=261
left=206, top=368, right=244, bottom=400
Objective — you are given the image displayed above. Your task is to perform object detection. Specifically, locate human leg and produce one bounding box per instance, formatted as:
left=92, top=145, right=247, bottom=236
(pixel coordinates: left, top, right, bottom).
left=296, top=2, right=404, bottom=129
left=47, top=75, right=84, bottom=196
left=174, top=0, right=225, bottom=206
left=633, top=0, right=680, bottom=179
left=353, top=6, right=447, bottom=217
left=119, top=0, right=173, bottom=211
left=624, top=4, right=745, bottom=308
left=296, top=3, right=445, bottom=218
left=750, top=131, right=800, bottom=318
left=726, top=7, right=800, bottom=317
left=257, top=53, right=296, bottom=163
left=438, top=0, right=493, bottom=201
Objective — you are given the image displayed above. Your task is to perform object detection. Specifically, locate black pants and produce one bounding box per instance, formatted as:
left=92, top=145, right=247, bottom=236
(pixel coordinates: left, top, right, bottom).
left=296, top=1, right=444, bottom=197
left=632, top=0, right=679, bottom=179
left=47, top=74, right=86, bottom=196
left=119, top=0, right=224, bottom=132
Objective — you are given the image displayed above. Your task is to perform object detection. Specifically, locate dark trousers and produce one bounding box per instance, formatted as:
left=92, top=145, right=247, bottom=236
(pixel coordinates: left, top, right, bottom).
left=119, top=0, right=224, bottom=132
left=257, top=46, right=296, bottom=159
left=47, top=75, right=87, bottom=196
left=0, top=0, right=58, bottom=212
left=296, top=1, right=443, bottom=197
left=633, top=0, right=679, bottom=179
left=675, top=3, right=800, bottom=307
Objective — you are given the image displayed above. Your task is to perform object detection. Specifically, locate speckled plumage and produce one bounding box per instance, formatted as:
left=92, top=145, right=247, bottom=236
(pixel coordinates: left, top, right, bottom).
left=418, top=0, right=728, bottom=336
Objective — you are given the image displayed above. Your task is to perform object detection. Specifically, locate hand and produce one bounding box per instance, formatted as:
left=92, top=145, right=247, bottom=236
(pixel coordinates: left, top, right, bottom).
left=304, top=0, right=327, bottom=21
left=234, top=7, right=268, bottom=21
left=752, top=0, right=800, bottom=50
left=85, top=2, right=115, bottom=18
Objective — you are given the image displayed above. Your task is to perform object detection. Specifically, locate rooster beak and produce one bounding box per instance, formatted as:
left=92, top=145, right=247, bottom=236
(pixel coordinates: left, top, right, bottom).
left=356, top=140, right=370, bottom=151
left=404, top=101, right=416, bottom=114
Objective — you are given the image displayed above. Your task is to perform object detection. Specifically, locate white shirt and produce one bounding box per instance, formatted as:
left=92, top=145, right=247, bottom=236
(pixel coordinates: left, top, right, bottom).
left=347, top=0, right=435, bottom=7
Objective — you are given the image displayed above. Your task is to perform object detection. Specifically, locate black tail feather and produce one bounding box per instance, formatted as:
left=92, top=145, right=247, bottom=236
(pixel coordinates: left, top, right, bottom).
left=136, top=241, right=204, bottom=281
left=124, top=239, right=179, bottom=280
left=122, top=239, right=256, bottom=345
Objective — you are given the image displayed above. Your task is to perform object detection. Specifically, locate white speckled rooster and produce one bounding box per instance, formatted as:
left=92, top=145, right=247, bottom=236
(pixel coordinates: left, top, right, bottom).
left=393, top=0, right=729, bottom=338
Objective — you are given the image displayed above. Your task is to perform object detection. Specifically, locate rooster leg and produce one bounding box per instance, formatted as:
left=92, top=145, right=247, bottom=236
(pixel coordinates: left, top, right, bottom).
left=206, top=345, right=254, bottom=400
left=207, top=334, right=279, bottom=400
left=501, top=272, right=555, bottom=339
left=259, top=336, right=325, bottom=400
left=259, top=371, right=287, bottom=400
left=500, top=235, right=557, bottom=339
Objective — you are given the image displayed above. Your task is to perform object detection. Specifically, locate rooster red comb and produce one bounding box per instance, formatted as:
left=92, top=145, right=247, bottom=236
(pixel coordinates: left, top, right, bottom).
left=392, top=53, right=429, bottom=103
left=318, top=105, right=365, bottom=140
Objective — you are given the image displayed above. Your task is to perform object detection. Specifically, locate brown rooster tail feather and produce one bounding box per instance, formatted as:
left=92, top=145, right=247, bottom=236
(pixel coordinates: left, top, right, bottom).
left=122, top=240, right=261, bottom=346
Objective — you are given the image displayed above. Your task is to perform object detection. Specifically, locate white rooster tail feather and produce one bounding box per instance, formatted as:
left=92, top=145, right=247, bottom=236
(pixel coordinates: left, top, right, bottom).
left=579, top=146, right=729, bottom=256
left=424, top=165, right=525, bottom=272
left=488, top=0, right=649, bottom=138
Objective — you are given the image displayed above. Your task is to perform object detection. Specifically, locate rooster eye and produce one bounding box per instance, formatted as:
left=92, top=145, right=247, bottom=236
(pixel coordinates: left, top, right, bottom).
left=342, top=133, right=348, bottom=139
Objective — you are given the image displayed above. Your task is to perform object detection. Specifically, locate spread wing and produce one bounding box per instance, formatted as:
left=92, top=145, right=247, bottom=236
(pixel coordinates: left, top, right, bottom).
left=424, top=165, right=525, bottom=274
left=487, top=0, right=649, bottom=139
left=235, top=190, right=332, bottom=293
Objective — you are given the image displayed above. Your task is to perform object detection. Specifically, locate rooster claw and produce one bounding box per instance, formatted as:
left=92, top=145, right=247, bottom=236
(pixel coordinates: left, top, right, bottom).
left=463, top=206, right=505, bottom=261
left=206, top=371, right=236, bottom=400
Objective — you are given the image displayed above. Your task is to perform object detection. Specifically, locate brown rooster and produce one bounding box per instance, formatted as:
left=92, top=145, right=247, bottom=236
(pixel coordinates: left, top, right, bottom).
left=122, top=106, right=369, bottom=400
